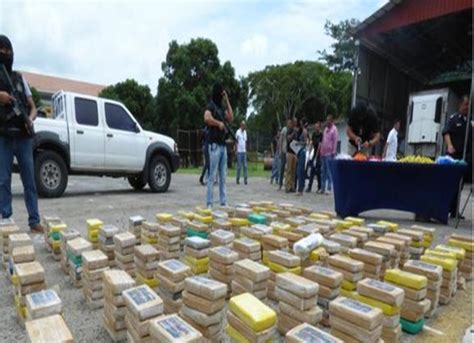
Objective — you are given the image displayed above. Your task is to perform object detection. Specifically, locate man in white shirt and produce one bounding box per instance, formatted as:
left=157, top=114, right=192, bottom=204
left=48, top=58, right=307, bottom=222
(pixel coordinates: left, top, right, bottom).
left=235, top=120, right=248, bottom=184
left=383, top=119, right=400, bottom=161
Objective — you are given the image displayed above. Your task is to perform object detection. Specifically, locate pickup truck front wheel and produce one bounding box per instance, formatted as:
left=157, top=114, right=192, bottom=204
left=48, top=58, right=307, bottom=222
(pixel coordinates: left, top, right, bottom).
left=148, top=155, right=171, bottom=193
left=34, top=150, right=68, bottom=198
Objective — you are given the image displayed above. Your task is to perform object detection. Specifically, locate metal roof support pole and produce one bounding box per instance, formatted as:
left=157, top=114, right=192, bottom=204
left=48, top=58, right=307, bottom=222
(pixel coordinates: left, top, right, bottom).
left=351, top=40, right=361, bottom=108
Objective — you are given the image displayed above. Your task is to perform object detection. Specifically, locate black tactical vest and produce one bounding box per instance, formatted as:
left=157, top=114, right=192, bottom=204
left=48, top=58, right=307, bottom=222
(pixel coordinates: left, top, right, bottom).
left=0, top=71, right=29, bottom=136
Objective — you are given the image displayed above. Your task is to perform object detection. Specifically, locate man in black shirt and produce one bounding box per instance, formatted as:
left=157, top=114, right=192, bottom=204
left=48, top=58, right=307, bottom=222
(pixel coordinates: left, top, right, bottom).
left=306, top=121, right=322, bottom=193
left=346, top=103, right=381, bottom=156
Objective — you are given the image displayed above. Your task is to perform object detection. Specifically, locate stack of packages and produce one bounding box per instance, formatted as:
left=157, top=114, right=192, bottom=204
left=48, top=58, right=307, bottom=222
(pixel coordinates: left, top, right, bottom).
left=211, top=218, right=232, bottom=233
left=171, top=215, right=190, bottom=251
left=233, top=259, right=270, bottom=302
left=129, top=215, right=145, bottom=245
left=157, top=259, right=191, bottom=314
left=448, top=233, right=473, bottom=280
left=156, top=213, right=174, bottom=224
left=286, top=323, right=343, bottom=343
left=1, top=221, right=19, bottom=269
left=327, top=255, right=363, bottom=296
left=261, top=234, right=288, bottom=266
left=385, top=233, right=413, bottom=266
left=226, top=293, right=277, bottom=343
left=59, top=228, right=80, bottom=274
left=41, top=216, right=61, bottom=252
left=86, top=218, right=103, bottom=249
left=134, top=244, right=160, bottom=291
left=99, top=225, right=119, bottom=268
left=276, top=272, right=322, bottom=335
left=274, top=224, right=302, bottom=251
left=13, top=261, right=46, bottom=325
left=187, top=220, right=210, bottom=240
left=7, top=233, right=33, bottom=279
left=396, top=229, right=424, bottom=260
left=364, top=241, right=396, bottom=279
left=349, top=226, right=376, bottom=241
left=384, top=269, right=430, bottom=334
left=240, top=224, right=272, bottom=243
left=141, top=222, right=159, bottom=248
left=157, top=224, right=181, bottom=260
left=150, top=314, right=203, bottom=342
left=377, top=234, right=408, bottom=268
left=377, top=220, right=398, bottom=232
left=123, top=285, right=164, bottom=343
left=367, top=223, right=389, bottom=239
left=82, top=249, right=109, bottom=308
left=233, top=237, right=261, bottom=262
left=329, top=233, right=357, bottom=253
left=355, top=278, right=404, bottom=343
left=267, top=250, right=301, bottom=300
left=344, top=228, right=369, bottom=248
left=403, top=259, right=442, bottom=317
left=410, top=225, right=435, bottom=252
left=420, top=250, right=457, bottom=305
left=184, top=237, right=210, bottom=275
left=103, top=269, right=136, bottom=341
left=209, top=229, right=234, bottom=248
left=46, top=221, right=67, bottom=261
left=349, top=248, right=383, bottom=280
left=329, top=296, right=384, bottom=342
left=436, top=243, right=468, bottom=289
left=25, top=289, right=62, bottom=321
left=25, top=315, right=73, bottom=343
left=229, top=217, right=249, bottom=237
left=114, top=232, right=137, bottom=277
left=180, top=276, right=227, bottom=341
left=303, top=265, right=343, bottom=327
left=209, top=246, right=239, bottom=297
left=67, top=237, right=92, bottom=287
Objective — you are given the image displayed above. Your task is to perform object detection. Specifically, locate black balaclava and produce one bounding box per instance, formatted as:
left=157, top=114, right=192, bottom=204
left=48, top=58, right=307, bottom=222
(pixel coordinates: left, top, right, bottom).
left=212, top=82, right=224, bottom=107
left=0, top=35, right=14, bottom=73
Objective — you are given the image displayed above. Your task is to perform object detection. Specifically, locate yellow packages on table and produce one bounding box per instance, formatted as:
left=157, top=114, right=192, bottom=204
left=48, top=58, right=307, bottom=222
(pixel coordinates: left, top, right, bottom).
left=155, top=213, right=173, bottom=223
left=384, top=269, right=427, bottom=290
left=267, top=261, right=301, bottom=275
left=229, top=293, right=277, bottom=332
left=420, top=255, right=457, bottom=272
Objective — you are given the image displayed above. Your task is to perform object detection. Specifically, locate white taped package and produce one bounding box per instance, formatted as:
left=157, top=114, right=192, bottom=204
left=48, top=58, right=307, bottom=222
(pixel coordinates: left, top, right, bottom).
left=293, top=233, right=324, bottom=259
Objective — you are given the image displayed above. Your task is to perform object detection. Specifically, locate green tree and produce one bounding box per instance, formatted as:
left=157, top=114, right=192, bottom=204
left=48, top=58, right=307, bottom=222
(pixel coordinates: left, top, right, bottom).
left=99, top=79, right=154, bottom=129
left=155, top=38, right=248, bottom=136
left=30, top=86, right=42, bottom=109
left=318, top=18, right=360, bottom=72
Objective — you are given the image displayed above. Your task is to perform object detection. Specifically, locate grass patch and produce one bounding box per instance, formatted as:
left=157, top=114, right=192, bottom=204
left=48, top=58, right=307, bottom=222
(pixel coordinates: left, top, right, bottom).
left=177, top=161, right=270, bottom=178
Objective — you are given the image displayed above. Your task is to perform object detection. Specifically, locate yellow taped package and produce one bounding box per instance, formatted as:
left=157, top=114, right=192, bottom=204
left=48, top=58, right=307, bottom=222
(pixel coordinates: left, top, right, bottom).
left=87, top=232, right=99, bottom=242
left=448, top=239, right=474, bottom=252
left=226, top=325, right=250, bottom=343
left=309, top=247, right=326, bottom=262
left=155, top=213, right=173, bottom=223
left=267, top=261, right=301, bottom=275
left=340, top=288, right=357, bottom=298
left=50, top=223, right=67, bottom=233
left=353, top=293, right=401, bottom=316
left=421, top=240, right=432, bottom=248
left=341, top=280, right=357, bottom=291
left=86, top=219, right=103, bottom=230
left=190, top=264, right=208, bottom=274
left=184, top=256, right=209, bottom=268
left=435, top=244, right=465, bottom=260
left=344, top=217, right=365, bottom=226
left=194, top=214, right=213, bottom=224
left=333, top=220, right=352, bottom=231
left=309, top=213, right=330, bottom=220
left=51, top=241, right=61, bottom=249
left=384, top=269, right=427, bottom=290
left=410, top=240, right=424, bottom=248
left=377, top=220, right=398, bottom=232
left=142, top=237, right=158, bottom=244
left=425, top=249, right=458, bottom=261
left=230, top=218, right=250, bottom=226
left=229, top=293, right=277, bottom=332
left=136, top=273, right=159, bottom=288
left=178, top=211, right=194, bottom=220
left=270, top=222, right=292, bottom=233
left=11, top=274, right=18, bottom=286
left=262, top=251, right=269, bottom=265
left=420, top=255, right=457, bottom=272
left=195, top=207, right=212, bottom=216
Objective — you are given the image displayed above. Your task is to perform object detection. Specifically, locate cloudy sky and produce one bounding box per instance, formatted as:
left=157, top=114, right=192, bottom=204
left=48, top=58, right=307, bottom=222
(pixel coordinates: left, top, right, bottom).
left=1, top=0, right=387, bottom=92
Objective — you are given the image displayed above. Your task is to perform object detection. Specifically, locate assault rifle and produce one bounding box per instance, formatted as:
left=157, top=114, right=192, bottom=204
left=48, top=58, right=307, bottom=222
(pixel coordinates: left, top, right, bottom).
left=212, top=100, right=236, bottom=142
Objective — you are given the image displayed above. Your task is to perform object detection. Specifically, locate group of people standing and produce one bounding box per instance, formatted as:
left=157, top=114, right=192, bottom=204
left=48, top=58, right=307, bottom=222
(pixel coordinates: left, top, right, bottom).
left=271, top=114, right=339, bottom=196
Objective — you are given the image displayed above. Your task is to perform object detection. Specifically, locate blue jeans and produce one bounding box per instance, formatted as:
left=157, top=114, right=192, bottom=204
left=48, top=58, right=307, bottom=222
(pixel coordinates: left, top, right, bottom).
left=236, top=152, right=248, bottom=182
left=0, top=136, right=40, bottom=226
left=271, top=154, right=280, bottom=183
left=296, top=149, right=306, bottom=193
left=207, top=143, right=227, bottom=207
left=321, top=154, right=334, bottom=192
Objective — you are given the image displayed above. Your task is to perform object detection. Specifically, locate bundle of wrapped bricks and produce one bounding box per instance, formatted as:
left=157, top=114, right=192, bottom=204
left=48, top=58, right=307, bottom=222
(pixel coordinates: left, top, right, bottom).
left=41, top=216, right=61, bottom=252
left=348, top=248, right=383, bottom=280
left=134, top=244, right=160, bottom=291
left=403, top=259, right=442, bottom=317
left=157, top=223, right=181, bottom=260
left=364, top=241, right=396, bottom=278
left=123, top=284, right=164, bottom=343
left=25, top=315, right=73, bottom=343
left=367, top=223, right=389, bottom=239
left=329, top=296, right=384, bottom=342
left=229, top=217, right=249, bottom=237
left=114, top=232, right=137, bottom=277
left=232, top=258, right=270, bottom=301
left=211, top=218, right=232, bottom=232
left=286, top=323, right=343, bottom=343
left=8, top=233, right=34, bottom=280
left=99, top=225, right=119, bottom=268
left=410, top=225, right=435, bottom=252
left=385, top=233, right=413, bottom=266
left=171, top=215, right=190, bottom=249
left=344, top=228, right=369, bottom=248
left=261, top=234, right=288, bottom=265
left=209, top=229, right=234, bottom=248
left=276, top=272, right=322, bottom=335
left=156, top=212, right=174, bottom=224
left=150, top=314, right=203, bottom=342
left=1, top=219, right=20, bottom=268
left=129, top=215, right=144, bottom=244
left=377, top=220, right=398, bottom=232
left=103, top=269, right=136, bottom=341
left=395, top=229, right=424, bottom=260
left=59, top=228, right=80, bottom=274
left=157, top=259, right=191, bottom=314
left=226, top=293, right=277, bottom=343
left=184, top=237, right=210, bottom=275
left=420, top=251, right=457, bottom=305
left=86, top=218, right=103, bottom=249
left=187, top=220, right=209, bottom=240
left=233, top=237, right=261, bottom=262
left=180, top=276, right=227, bottom=341
left=435, top=243, right=468, bottom=289
left=304, top=265, right=343, bottom=327
left=448, top=233, right=474, bottom=280
left=328, top=254, right=363, bottom=295
left=376, top=235, right=408, bottom=268
left=268, top=250, right=301, bottom=300
left=14, top=261, right=46, bottom=325
left=209, top=246, right=239, bottom=297
left=25, top=289, right=62, bottom=321
left=46, top=221, right=67, bottom=261
left=248, top=213, right=267, bottom=225
left=384, top=269, right=429, bottom=334
left=329, top=233, right=358, bottom=253
left=67, top=237, right=92, bottom=287
left=82, top=249, right=109, bottom=308
left=141, top=222, right=159, bottom=247
left=273, top=222, right=302, bottom=250
left=240, top=224, right=272, bottom=242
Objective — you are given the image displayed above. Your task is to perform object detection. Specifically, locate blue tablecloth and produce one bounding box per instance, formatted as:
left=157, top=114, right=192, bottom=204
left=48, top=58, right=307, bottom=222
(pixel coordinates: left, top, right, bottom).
left=329, top=160, right=467, bottom=224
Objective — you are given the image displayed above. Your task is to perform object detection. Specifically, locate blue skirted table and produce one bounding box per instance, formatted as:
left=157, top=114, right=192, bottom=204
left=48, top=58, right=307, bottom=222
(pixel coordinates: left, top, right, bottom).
left=329, top=160, right=467, bottom=224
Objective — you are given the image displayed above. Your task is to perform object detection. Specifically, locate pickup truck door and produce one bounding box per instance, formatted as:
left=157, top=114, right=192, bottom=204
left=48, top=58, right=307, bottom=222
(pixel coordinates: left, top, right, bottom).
left=70, top=96, right=105, bottom=170
left=103, top=102, right=147, bottom=171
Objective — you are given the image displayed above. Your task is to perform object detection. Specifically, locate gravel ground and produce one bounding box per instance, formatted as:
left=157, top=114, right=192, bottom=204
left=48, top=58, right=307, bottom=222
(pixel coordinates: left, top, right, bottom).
left=1, top=173, right=472, bottom=342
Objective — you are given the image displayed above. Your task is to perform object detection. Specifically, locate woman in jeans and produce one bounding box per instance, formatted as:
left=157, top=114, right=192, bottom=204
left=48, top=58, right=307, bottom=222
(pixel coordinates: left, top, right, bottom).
left=320, top=114, right=338, bottom=194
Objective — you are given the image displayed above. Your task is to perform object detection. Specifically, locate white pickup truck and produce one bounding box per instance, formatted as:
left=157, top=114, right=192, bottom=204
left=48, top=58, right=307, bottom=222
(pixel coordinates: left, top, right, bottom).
left=28, top=91, right=180, bottom=198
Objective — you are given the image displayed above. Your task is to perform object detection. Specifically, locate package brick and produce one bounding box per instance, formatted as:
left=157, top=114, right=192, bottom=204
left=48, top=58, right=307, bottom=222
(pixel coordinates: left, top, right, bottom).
left=228, top=293, right=277, bottom=332
left=134, top=244, right=159, bottom=290
left=25, top=289, right=62, bottom=320
left=209, top=229, right=234, bottom=247
left=149, top=314, right=203, bottom=342
left=286, top=323, right=343, bottom=343
left=157, top=259, right=190, bottom=314
left=25, top=314, right=73, bottom=343
left=129, top=215, right=145, bottom=243
left=59, top=228, right=80, bottom=274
